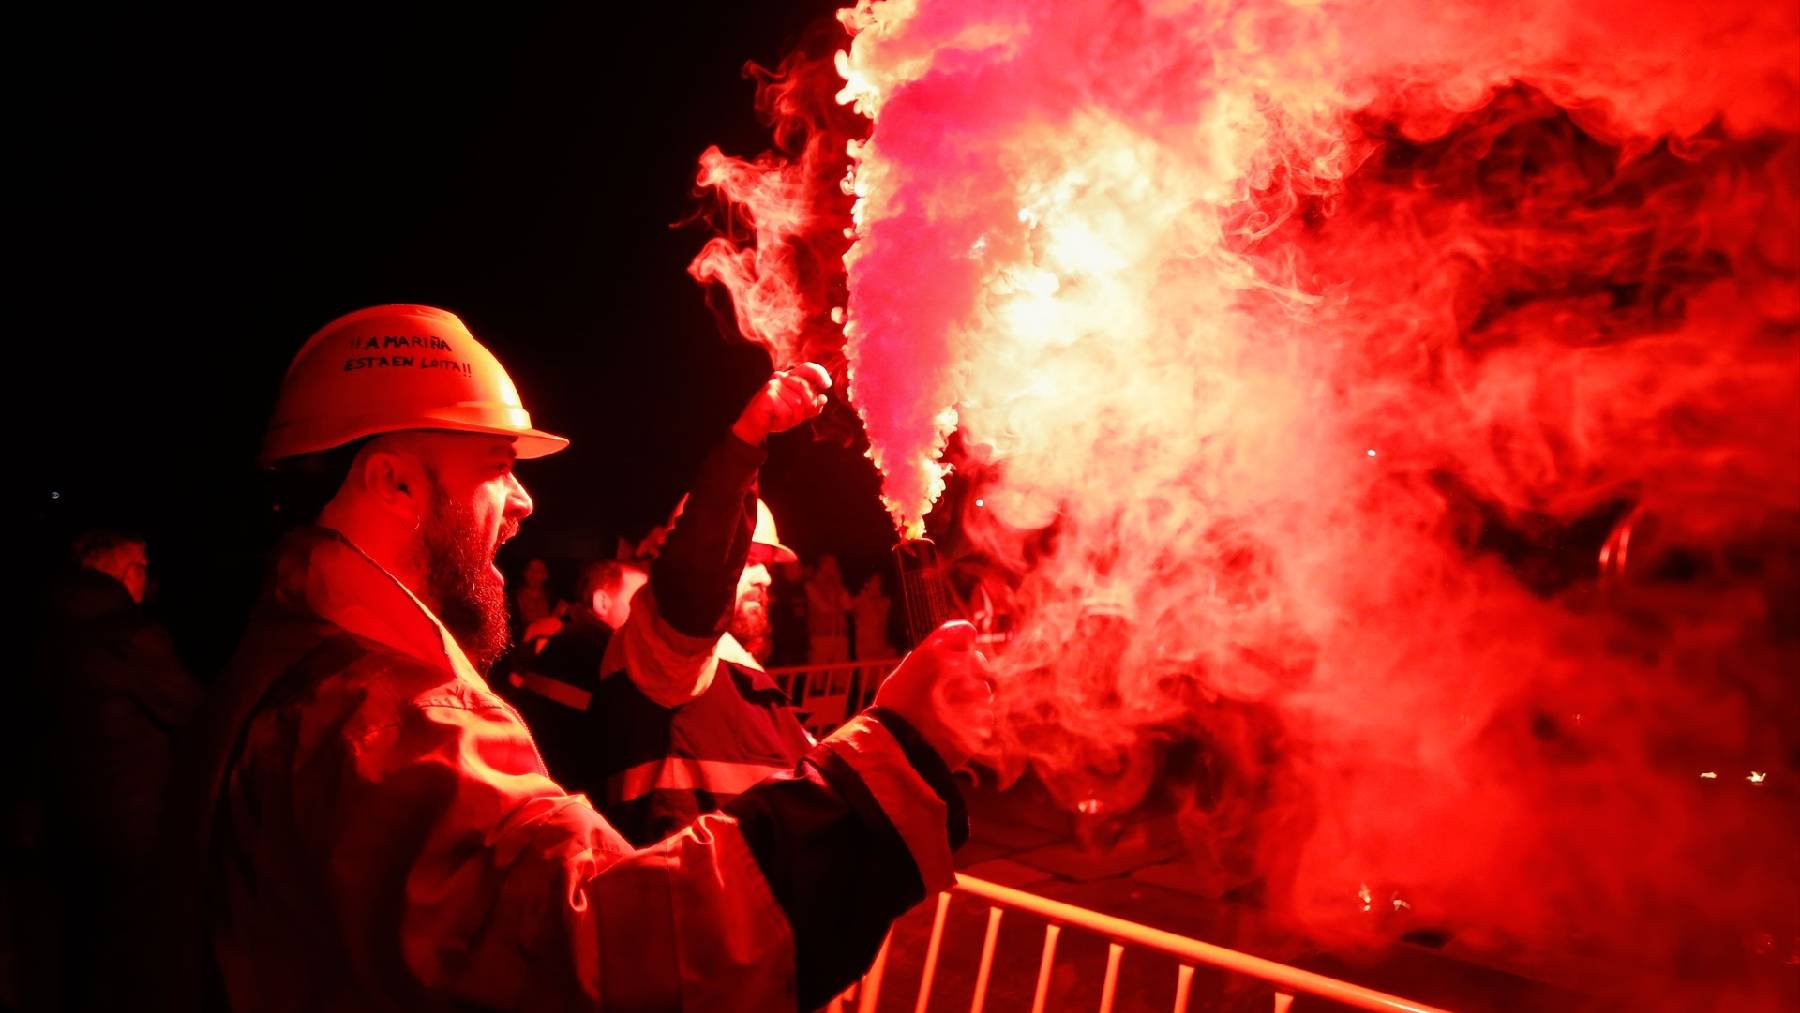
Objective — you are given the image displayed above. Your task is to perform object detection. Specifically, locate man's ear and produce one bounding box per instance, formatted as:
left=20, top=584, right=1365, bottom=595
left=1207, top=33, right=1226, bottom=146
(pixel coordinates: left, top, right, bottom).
left=349, top=438, right=427, bottom=526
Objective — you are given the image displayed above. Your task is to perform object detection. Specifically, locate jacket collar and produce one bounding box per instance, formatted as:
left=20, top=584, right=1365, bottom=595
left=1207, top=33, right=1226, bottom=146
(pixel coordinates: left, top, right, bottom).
left=274, top=525, right=485, bottom=689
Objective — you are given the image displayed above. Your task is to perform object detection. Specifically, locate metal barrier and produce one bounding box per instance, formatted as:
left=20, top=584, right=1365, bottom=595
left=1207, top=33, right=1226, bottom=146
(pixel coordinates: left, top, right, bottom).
left=772, top=658, right=1450, bottom=1010
left=766, top=659, right=899, bottom=737
left=831, top=874, right=1452, bottom=1013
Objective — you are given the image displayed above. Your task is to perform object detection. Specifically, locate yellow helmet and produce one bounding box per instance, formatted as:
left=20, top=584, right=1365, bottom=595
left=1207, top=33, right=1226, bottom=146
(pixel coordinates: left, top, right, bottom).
left=750, top=498, right=798, bottom=564
left=260, top=304, right=568, bottom=465
left=636, top=495, right=797, bottom=565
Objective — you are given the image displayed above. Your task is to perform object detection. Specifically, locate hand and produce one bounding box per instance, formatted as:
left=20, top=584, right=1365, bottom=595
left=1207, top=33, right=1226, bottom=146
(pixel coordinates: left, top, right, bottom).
left=731, top=363, right=832, bottom=445
left=522, top=616, right=564, bottom=645
left=874, top=621, right=995, bottom=769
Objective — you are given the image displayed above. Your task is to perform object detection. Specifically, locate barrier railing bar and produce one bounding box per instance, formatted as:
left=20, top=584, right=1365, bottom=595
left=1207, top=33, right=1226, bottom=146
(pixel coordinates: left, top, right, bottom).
left=912, top=892, right=952, bottom=1013
left=953, top=874, right=1453, bottom=1013
left=968, top=906, right=1005, bottom=1013
left=858, top=932, right=892, bottom=1013
left=766, top=660, right=900, bottom=735
left=1173, top=963, right=1194, bottom=1013
left=1098, top=941, right=1125, bottom=1013
left=1029, top=923, right=1061, bottom=1013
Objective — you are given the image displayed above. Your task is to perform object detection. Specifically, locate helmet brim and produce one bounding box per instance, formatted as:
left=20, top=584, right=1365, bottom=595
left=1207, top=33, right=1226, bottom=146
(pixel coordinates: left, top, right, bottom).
left=259, top=423, right=569, bottom=468
left=748, top=542, right=798, bottom=565
left=512, top=428, right=571, bottom=459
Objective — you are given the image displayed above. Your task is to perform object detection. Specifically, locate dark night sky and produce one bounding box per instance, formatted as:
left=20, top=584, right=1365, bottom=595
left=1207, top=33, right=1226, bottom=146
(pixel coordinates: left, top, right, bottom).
left=24, top=3, right=903, bottom=670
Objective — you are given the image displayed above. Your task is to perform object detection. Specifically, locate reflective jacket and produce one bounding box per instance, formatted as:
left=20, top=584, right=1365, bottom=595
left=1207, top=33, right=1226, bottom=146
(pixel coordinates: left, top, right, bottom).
left=200, top=525, right=965, bottom=1011
left=508, top=434, right=825, bottom=845
left=593, top=629, right=815, bottom=847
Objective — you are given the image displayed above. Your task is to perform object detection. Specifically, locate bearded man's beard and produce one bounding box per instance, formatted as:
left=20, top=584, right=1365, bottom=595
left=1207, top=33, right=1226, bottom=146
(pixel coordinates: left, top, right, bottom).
left=730, top=583, right=773, bottom=664
left=416, top=475, right=515, bottom=672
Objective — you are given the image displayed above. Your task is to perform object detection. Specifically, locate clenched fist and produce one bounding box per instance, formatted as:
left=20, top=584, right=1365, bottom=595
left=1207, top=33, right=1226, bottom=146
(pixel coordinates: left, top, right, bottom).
left=875, top=621, right=996, bottom=770
left=731, top=363, right=832, bottom=445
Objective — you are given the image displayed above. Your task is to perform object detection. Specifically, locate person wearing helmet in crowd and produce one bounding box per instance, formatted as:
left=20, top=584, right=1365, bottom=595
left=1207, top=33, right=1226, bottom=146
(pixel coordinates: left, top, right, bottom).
left=725, top=499, right=788, bottom=664
left=617, top=493, right=790, bottom=663
left=505, top=493, right=809, bottom=840
left=562, top=493, right=817, bottom=845
left=194, top=304, right=993, bottom=1012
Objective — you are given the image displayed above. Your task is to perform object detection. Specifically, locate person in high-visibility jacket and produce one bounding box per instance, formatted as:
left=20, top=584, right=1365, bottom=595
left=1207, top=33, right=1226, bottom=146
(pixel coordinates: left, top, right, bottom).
left=587, top=488, right=818, bottom=845
left=198, top=304, right=992, bottom=1011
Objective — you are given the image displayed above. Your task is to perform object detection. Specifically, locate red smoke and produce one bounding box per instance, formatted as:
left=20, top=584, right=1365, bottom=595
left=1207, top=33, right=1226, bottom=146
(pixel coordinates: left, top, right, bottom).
left=688, top=27, right=866, bottom=375
left=693, top=0, right=1800, bottom=1005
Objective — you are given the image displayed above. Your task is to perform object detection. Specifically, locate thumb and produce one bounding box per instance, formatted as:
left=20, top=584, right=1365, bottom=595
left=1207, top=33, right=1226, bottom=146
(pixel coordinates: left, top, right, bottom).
left=921, top=620, right=977, bottom=652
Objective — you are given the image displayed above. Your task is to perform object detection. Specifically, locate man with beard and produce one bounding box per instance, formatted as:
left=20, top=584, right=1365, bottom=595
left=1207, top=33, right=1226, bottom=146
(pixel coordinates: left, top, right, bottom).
left=503, top=496, right=809, bottom=841
left=572, top=494, right=816, bottom=845
left=193, top=304, right=993, bottom=1012
left=727, top=499, right=784, bottom=662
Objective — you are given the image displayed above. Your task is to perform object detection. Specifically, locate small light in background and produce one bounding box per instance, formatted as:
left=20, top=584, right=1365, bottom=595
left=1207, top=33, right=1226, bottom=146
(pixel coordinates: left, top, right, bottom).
left=974, top=498, right=985, bottom=507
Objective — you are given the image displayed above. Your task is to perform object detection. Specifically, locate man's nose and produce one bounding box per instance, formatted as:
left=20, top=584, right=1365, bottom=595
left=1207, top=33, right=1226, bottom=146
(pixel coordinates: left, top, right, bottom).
left=505, top=472, right=534, bottom=520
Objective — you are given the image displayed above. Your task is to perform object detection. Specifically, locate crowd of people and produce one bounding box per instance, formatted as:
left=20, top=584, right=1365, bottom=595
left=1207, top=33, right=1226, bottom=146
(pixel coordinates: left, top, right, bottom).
left=510, top=551, right=900, bottom=672
left=491, top=522, right=908, bottom=840
left=10, top=304, right=993, bottom=1011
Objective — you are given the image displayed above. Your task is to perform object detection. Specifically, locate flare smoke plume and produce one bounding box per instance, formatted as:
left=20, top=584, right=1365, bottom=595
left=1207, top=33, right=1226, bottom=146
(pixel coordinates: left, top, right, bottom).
left=692, top=0, right=1800, bottom=1001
